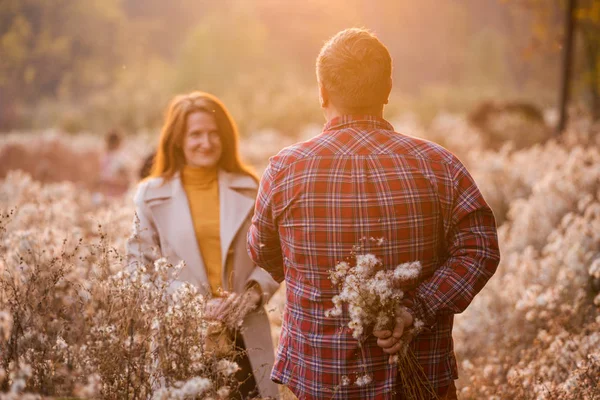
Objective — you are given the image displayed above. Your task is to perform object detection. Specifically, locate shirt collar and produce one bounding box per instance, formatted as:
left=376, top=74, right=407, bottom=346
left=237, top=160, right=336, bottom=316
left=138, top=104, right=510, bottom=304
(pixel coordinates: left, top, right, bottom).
left=323, top=115, right=395, bottom=132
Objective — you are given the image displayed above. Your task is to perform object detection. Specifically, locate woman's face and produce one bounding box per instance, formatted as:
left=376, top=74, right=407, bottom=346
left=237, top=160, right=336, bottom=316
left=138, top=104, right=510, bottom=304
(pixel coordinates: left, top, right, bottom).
left=183, top=111, right=222, bottom=168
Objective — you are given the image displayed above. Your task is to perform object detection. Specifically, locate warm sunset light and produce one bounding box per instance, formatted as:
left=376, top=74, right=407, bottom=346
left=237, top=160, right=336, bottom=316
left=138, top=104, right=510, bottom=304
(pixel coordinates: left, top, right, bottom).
left=1, top=1, right=599, bottom=399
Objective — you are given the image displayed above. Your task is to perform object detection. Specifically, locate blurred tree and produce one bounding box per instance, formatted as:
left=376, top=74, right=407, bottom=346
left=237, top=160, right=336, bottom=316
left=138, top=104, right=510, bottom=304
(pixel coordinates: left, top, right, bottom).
left=0, top=0, right=584, bottom=133
left=121, top=0, right=219, bottom=60
left=463, top=28, right=511, bottom=89
left=576, top=0, right=600, bottom=118
left=173, top=2, right=269, bottom=95
left=0, top=0, right=129, bottom=129
left=172, top=1, right=323, bottom=135
left=506, top=0, right=600, bottom=119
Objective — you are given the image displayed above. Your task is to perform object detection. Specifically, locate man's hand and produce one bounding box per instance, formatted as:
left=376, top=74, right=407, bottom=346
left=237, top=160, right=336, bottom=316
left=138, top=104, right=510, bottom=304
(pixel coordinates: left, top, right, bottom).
left=373, top=305, right=414, bottom=363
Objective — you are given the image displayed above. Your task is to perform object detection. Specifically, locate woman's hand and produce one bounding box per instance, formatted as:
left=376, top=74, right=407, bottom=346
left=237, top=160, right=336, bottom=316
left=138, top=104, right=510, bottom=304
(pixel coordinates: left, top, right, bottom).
left=205, top=293, right=238, bottom=320
left=204, top=284, right=262, bottom=327
left=242, top=283, right=262, bottom=308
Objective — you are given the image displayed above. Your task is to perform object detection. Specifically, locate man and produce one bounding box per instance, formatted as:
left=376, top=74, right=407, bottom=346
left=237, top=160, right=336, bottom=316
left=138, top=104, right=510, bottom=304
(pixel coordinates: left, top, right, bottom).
left=247, top=28, right=500, bottom=399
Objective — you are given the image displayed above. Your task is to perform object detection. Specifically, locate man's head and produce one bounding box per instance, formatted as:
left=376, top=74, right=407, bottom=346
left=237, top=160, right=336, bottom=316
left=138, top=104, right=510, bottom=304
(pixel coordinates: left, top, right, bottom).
left=316, top=28, right=392, bottom=117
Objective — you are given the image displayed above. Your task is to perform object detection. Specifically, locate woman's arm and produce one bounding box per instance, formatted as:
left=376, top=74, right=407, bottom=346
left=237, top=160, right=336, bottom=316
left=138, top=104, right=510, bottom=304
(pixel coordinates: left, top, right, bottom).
left=245, top=265, right=280, bottom=306
left=126, top=182, right=160, bottom=270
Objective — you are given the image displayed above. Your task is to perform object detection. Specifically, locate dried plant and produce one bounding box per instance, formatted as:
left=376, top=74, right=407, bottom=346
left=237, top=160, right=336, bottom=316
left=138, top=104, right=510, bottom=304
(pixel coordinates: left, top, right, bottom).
left=1, top=113, right=599, bottom=399
left=326, top=245, right=435, bottom=399
left=0, top=193, right=243, bottom=398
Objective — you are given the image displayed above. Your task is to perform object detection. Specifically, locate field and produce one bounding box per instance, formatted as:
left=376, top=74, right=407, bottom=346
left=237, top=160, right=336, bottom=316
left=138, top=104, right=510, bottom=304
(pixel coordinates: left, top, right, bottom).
left=1, top=111, right=599, bottom=399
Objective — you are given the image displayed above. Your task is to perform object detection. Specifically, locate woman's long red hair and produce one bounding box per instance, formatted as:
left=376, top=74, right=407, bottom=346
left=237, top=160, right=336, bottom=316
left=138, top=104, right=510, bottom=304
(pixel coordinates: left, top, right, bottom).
left=150, top=91, right=257, bottom=181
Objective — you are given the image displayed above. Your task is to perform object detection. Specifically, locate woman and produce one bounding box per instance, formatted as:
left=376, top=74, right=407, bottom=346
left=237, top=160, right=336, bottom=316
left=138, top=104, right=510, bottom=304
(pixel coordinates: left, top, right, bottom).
left=127, top=91, right=280, bottom=399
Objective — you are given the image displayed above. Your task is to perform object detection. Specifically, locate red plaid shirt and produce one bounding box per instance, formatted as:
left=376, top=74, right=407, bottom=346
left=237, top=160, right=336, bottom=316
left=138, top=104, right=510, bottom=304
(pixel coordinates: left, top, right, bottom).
left=247, top=115, right=500, bottom=399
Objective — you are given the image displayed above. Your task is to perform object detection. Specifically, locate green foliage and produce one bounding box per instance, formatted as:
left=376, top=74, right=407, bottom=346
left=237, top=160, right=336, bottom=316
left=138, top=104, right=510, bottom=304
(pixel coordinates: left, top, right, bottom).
left=27, top=58, right=173, bottom=134
left=1, top=0, right=590, bottom=133
left=168, top=3, right=323, bottom=135
left=174, top=4, right=269, bottom=95
left=463, top=28, right=511, bottom=89
left=0, top=0, right=128, bottom=97
left=0, top=0, right=132, bottom=129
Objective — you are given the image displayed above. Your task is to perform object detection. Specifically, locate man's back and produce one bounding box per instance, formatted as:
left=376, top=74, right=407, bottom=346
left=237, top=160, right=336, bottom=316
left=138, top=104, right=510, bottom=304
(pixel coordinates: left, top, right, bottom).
left=248, top=115, right=500, bottom=399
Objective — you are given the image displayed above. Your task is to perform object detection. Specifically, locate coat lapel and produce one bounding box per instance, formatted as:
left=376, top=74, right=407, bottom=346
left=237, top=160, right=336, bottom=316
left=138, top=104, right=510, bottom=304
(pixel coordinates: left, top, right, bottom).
left=146, top=174, right=210, bottom=294
left=145, top=171, right=257, bottom=295
left=218, top=170, right=257, bottom=275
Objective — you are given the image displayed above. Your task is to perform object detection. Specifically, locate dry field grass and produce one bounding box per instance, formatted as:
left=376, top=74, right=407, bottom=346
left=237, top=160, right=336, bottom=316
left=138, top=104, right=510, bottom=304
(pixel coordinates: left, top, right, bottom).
left=0, top=113, right=599, bottom=399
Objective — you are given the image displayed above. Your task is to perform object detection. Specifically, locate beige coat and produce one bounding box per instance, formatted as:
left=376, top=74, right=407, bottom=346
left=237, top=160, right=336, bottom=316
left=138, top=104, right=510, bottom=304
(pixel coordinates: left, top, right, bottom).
left=127, top=169, right=280, bottom=398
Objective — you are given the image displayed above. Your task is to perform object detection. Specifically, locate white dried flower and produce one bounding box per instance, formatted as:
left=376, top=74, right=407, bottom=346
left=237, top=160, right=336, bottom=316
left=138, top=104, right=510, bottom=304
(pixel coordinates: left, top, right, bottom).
left=10, top=378, right=27, bottom=394
left=354, top=374, right=372, bottom=386
left=355, top=254, right=380, bottom=278
left=589, top=258, right=600, bottom=279
left=55, top=336, right=68, bottom=350
left=216, top=359, right=239, bottom=376
left=413, top=318, right=425, bottom=332
left=154, top=257, right=170, bottom=272
left=393, top=261, right=422, bottom=281
left=179, top=376, right=212, bottom=397
left=216, top=386, right=230, bottom=398
left=0, top=311, right=13, bottom=342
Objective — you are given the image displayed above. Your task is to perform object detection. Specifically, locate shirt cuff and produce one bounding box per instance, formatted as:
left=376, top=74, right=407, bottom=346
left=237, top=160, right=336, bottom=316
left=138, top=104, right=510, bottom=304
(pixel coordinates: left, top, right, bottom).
left=405, top=295, right=437, bottom=332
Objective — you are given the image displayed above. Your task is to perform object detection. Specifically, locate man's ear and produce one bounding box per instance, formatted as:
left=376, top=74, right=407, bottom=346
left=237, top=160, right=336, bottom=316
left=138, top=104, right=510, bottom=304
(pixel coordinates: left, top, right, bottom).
left=319, top=84, right=329, bottom=108
left=384, top=77, right=392, bottom=105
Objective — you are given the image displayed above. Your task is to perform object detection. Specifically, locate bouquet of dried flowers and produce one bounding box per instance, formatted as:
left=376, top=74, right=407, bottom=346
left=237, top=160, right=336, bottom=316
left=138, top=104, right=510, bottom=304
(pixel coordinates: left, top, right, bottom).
left=326, top=245, right=436, bottom=399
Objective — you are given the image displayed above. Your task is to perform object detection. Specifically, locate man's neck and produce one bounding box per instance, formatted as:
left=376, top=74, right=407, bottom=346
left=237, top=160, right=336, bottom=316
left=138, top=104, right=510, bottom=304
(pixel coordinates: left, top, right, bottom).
left=324, top=104, right=384, bottom=122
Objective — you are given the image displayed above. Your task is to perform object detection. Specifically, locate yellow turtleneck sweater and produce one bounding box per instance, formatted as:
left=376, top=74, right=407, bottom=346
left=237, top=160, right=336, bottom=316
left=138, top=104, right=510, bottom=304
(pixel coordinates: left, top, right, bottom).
left=182, top=165, right=230, bottom=295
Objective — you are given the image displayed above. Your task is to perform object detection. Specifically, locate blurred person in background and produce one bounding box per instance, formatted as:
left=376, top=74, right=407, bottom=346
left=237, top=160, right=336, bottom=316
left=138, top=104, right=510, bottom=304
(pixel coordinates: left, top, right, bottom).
left=96, top=129, right=130, bottom=199
left=126, top=91, right=279, bottom=399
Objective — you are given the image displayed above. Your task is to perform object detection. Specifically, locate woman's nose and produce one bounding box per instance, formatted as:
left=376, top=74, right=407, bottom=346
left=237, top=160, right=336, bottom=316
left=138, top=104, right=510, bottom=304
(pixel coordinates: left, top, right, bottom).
left=198, top=133, right=211, bottom=146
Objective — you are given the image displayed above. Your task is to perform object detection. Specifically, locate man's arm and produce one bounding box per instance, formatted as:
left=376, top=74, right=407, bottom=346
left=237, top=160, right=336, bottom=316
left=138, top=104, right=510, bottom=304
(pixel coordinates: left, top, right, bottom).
left=409, top=162, right=501, bottom=328
left=247, top=161, right=285, bottom=283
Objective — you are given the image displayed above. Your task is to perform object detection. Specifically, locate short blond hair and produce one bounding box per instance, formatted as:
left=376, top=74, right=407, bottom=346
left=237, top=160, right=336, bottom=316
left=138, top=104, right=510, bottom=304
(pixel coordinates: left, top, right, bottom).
left=316, top=28, right=392, bottom=112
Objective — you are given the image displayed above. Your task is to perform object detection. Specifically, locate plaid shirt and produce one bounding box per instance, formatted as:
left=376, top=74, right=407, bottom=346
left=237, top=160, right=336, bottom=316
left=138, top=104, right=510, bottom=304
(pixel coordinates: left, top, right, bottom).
left=247, top=116, right=500, bottom=399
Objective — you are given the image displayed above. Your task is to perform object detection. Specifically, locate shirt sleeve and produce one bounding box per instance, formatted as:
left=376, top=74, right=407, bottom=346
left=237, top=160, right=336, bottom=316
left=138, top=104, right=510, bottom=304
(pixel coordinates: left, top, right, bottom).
left=409, top=161, right=501, bottom=328
left=247, top=160, right=285, bottom=283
